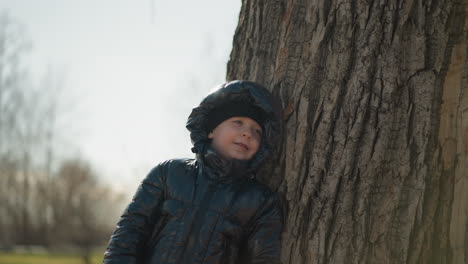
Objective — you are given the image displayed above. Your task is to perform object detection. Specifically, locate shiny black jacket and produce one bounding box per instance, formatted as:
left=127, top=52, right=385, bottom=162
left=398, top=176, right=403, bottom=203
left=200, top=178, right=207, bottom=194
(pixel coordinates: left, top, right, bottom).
left=104, top=81, right=283, bottom=264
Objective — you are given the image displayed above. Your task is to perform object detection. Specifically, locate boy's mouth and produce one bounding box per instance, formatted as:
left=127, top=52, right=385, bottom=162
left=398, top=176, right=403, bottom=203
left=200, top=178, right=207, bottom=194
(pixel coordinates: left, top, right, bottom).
left=235, top=142, right=249, bottom=151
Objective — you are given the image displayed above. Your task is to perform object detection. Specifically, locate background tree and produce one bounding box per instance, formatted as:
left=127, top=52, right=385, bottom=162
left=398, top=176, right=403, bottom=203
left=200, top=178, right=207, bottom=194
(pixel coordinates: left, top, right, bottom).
left=227, top=1, right=467, bottom=263
left=0, top=13, right=125, bottom=254
left=53, top=159, right=123, bottom=264
left=0, top=12, right=67, bottom=246
left=0, top=11, right=34, bottom=246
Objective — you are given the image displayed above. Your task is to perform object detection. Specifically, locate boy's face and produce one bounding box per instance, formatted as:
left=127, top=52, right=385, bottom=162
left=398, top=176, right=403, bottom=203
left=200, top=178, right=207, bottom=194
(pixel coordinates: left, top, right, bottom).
left=208, top=116, right=262, bottom=160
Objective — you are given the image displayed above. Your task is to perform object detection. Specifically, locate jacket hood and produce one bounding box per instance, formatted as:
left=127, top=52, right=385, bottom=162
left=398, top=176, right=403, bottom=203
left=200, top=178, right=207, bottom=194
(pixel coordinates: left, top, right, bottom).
left=186, top=80, right=281, bottom=176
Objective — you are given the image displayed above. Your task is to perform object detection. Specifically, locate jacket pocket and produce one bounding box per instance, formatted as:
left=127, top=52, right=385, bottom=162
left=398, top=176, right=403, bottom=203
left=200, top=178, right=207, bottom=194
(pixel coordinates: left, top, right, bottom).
left=220, top=217, right=244, bottom=242
left=219, top=217, right=245, bottom=264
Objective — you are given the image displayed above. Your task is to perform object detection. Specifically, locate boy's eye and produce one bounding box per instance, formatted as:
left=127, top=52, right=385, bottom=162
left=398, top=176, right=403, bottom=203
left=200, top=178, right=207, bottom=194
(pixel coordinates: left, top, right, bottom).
left=256, top=129, right=263, bottom=137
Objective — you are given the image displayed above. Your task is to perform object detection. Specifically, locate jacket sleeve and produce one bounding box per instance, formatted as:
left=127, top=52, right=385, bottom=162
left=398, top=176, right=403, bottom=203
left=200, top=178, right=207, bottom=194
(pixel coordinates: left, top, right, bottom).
left=247, top=192, right=284, bottom=264
left=103, top=162, right=167, bottom=264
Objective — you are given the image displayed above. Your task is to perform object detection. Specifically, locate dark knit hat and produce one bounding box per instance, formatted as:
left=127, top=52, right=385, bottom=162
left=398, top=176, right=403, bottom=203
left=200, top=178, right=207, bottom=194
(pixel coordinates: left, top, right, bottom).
left=205, top=101, right=267, bottom=132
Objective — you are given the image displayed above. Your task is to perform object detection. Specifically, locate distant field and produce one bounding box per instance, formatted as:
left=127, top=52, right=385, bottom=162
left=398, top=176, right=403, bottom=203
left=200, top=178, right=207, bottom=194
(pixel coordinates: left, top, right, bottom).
left=0, top=252, right=103, bottom=264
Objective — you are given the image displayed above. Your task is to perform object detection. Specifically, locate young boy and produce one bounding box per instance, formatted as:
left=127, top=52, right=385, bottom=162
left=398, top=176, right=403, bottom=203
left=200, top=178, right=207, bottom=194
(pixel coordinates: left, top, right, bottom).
left=104, top=80, right=283, bottom=264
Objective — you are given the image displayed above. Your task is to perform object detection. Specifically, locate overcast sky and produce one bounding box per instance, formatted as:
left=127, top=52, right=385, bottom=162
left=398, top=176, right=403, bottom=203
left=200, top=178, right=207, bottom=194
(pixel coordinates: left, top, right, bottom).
left=1, top=0, right=241, bottom=191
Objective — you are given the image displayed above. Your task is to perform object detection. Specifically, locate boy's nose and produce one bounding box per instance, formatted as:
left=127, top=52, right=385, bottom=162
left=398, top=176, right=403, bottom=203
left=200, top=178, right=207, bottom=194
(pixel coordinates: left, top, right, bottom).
left=241, top=128, right=254, bottom=138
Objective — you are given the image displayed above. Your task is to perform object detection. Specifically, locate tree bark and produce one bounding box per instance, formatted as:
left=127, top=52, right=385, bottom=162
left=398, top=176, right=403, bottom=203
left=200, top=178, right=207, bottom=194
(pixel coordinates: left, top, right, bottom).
left=227, top=0, right=468, bottom=263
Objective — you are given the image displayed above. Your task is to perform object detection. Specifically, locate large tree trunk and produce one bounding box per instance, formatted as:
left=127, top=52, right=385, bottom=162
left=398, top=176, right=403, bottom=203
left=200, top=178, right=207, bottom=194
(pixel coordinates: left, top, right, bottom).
left=227, top=0, right=467, bottom=263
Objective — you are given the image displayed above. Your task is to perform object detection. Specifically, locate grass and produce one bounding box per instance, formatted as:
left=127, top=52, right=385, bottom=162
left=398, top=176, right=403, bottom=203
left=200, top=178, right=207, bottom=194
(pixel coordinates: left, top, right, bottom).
left=0, top=252, right=103, bottom=264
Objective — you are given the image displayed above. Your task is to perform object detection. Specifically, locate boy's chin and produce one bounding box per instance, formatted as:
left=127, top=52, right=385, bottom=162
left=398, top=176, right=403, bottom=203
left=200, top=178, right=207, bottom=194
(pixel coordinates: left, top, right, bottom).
left=224, top=153, right=254, bottom=161
left=210, top=145, right=255, bottom=162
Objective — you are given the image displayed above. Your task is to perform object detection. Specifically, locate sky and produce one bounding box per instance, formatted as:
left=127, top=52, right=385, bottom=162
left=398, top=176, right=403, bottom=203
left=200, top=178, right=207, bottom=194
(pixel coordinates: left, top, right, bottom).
left=0, top=0, right=242, bottom=191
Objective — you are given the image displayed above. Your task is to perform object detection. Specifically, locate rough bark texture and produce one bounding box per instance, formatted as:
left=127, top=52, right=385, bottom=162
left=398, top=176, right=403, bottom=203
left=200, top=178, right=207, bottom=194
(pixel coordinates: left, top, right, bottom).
left=226, top=0, right=468, bottom=263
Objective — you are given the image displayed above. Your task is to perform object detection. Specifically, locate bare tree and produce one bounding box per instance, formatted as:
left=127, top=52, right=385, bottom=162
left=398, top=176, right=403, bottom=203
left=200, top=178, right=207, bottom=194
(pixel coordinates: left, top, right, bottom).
left=0, top=11, right=33, bottom=246
left=0, top=12, right=57, bottom=246
left=0, top=13, right=126, bottom=256
left=53, top=159, right=124, bottom=263
left=227, top=1, right=467, bottom=263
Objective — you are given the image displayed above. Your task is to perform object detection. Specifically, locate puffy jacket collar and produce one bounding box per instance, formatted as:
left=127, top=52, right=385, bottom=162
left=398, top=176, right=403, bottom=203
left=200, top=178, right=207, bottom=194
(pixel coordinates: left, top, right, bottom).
left=197, top=146, right=254, bottom=183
